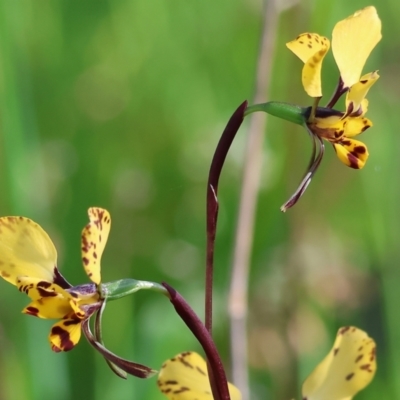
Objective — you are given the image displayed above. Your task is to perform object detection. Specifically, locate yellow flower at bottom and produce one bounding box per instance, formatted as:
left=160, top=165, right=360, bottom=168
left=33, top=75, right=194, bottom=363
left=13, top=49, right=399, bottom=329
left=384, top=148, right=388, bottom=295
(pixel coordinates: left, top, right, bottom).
left=158, top=327, right=376, bottom=400
left=302, top=326, right=376, bottom=400
left=158, top=351, right=241, bottom=400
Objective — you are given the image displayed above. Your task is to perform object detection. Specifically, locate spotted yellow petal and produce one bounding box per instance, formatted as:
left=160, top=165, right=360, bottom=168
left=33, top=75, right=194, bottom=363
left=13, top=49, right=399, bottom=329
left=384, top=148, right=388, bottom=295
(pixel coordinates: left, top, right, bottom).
left=332, top=6, right=382, bottom=89
left=49, top=314, right=82, bottom=352
left=345, top=72, right=379, bottom=116
left=333, top=139, right=369, bottom=169
left=344, top=116, right=372, bottom=138
left=302, top=327, right=376, bottom=400
left=23, top=296, right=72, bottom=319
left=17, top=276, right=71, bottom=301
left=0, top=217, right=58, bottom=286
left=81, top=208, right=111, bottom=285
left=158, top=352, right=241, bottom=400
left=286, top=33, right=330, bottom=97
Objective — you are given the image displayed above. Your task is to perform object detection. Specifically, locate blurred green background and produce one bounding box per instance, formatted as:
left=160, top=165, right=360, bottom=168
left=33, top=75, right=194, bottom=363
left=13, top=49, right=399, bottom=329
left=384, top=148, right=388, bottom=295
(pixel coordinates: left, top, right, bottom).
left=0, top=0, right=397, bottom=399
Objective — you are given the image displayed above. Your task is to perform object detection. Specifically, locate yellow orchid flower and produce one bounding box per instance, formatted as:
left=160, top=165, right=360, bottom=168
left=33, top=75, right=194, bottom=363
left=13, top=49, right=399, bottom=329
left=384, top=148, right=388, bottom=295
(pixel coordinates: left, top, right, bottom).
left=158, top=351, right=242, bottom=400
left=0, top=208, right=156, bottom=379
left=158, top=327, right=376, bottom=400
left=247, top=7, right=381, bottom=210
left=286, top=6, right=381, bottom=170
left=0, top=208, right=110, bottom=351
left=302, top=326, right=376, bottom=400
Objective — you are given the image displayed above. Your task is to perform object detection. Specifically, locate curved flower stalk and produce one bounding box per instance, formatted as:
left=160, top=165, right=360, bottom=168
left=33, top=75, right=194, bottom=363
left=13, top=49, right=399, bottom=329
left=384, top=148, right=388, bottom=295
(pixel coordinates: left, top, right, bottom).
left=0, top=207, right=158, bottom=379
left=157, top=327, right=376, bottom=400
left=246, top=6, right=381, bottom=211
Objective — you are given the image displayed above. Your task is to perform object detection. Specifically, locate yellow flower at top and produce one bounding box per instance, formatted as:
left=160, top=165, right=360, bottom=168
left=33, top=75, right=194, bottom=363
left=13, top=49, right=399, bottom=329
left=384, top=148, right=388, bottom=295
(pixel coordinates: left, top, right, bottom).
left=287, top=6, right=381, bottom=98
left=286, top=6, right=381, bottom=171
left=157, top=327, right=376, bottom=400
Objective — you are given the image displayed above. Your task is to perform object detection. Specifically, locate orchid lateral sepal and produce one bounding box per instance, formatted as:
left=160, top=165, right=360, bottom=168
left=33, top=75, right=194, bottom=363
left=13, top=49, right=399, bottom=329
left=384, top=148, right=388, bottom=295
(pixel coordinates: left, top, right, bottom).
left=82, top=317, right=158, bottom=379
left=94, top=300, right=128, bottom=379
left=245, top=101, right=307, bottom=126
left=101, top=279, right=169, bottom=301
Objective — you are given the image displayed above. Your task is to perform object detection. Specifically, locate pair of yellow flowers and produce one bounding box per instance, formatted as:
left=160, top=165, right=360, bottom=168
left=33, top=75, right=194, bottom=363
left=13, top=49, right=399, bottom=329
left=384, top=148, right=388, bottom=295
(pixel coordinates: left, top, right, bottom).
left=0, top=5, right=381, bottom=400
left=0, top=207, right=377, bottom=400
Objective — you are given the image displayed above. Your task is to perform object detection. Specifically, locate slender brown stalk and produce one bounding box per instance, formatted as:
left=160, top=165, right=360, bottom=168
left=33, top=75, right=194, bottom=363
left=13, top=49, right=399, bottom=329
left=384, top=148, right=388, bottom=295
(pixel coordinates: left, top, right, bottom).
left=163, top=282, right=231, bottom=400
left=205, top=101, right=247, bottom=334
left=228, top=1, right=280, bottom=398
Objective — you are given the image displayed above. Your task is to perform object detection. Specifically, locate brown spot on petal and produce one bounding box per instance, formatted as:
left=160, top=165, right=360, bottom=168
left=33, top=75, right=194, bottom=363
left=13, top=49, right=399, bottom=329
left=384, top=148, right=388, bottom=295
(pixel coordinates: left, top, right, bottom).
left=346, top=373, right=355, bottom=380
left=354, top=146, right=366, bottom=154
left=334, top=348, right=339, bottom=356
left=180, top=357, right=193, bottom=369
left=347, top=153, right=360, bottom=169
left=355, top=354, right=363, bottom=363
left=82, top=257, right=89, bottom=266
left=173, top=387, right=190, bottom=394
left=360, top=363, right=373, bottom=372
left=25, top=306, right=39, bottom=316
left=50, top=326, right=75, bottom=352
left=196, top=366, right=207, bottom=375
left=361, top=124, right=371, bottom=132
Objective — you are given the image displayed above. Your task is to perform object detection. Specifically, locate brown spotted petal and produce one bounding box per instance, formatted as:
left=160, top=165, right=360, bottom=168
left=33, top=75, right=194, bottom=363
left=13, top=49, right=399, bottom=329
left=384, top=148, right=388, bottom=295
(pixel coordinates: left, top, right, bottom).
left=81, top=319, right=157, bottom=379
left=286, top=33, right=330, bottom=97
left=302, top=326, right=376, bottom=400
left=343, top=116, right=372, bottom=138
left=49, top=312, right=83, bottom=352
left=158, top=352, right=241, bottom=400
left=17, top=276, right=71, bottom=301
left=81, top=208, right=111, bottom=285
left=333, top=138, right=369, bottom=169
left=23, top=296, right=73, bottom=319
left=345, top=72, right=379, bottom=116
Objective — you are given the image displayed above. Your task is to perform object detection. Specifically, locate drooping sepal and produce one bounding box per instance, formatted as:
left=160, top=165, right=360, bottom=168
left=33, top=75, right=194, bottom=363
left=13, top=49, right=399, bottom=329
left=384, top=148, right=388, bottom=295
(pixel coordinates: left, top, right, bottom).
left=82, top=319, right=157, bottom=379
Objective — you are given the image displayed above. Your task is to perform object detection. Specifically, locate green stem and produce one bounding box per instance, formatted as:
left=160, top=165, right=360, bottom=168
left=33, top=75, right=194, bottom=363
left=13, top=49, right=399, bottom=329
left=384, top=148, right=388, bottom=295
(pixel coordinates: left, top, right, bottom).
left=101, top=279, right=170, bottom=301
left=245, top=101, right=306, bottom=126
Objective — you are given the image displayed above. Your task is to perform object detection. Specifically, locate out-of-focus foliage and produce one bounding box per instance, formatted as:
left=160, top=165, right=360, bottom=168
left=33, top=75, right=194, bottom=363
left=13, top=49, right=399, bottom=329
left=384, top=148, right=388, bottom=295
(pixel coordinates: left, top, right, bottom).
left=0, top=0, right=397, bottom=399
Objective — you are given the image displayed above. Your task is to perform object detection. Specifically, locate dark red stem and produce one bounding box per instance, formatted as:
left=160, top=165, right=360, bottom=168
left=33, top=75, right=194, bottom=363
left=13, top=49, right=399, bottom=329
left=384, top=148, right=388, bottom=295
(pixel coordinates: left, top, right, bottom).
left=205, top=100, right=248, bottom=334
left=163, top=282, right=231, bottom=400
